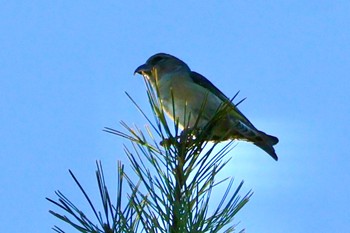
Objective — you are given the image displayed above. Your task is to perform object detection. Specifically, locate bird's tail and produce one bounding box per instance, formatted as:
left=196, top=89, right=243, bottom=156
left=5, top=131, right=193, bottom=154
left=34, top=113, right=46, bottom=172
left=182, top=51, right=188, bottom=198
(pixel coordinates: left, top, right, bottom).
left=254, top=132, right=279, bottom=161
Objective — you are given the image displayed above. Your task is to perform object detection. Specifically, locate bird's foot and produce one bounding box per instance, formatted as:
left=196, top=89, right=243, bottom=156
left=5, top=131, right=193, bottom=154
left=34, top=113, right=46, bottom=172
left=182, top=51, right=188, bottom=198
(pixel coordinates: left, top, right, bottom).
left=160, top=137, right=176, bottom=148
left=160, top=128, right=196, bottom=148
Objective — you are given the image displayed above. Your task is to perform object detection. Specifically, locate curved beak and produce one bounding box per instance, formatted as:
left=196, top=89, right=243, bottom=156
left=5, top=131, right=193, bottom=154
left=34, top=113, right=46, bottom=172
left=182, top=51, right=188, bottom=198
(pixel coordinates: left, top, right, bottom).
left=134, top=63, right=152, bottom=75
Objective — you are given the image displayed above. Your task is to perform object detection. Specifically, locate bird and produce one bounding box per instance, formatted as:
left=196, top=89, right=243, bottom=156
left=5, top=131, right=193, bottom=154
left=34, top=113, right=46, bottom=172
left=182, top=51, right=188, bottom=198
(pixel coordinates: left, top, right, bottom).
left=134, top=53, right=279, bottom=161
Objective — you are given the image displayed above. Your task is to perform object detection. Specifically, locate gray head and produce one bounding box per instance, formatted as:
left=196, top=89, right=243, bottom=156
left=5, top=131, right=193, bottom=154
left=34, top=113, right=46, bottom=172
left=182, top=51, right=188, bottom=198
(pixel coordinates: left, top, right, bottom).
left=134, top=53, right=190, bottom=84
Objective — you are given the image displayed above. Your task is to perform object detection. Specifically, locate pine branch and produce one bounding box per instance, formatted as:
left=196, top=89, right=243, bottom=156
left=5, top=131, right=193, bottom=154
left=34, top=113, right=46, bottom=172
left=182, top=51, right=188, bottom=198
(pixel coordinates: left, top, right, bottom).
left=48, top=76, right=252, bottom=232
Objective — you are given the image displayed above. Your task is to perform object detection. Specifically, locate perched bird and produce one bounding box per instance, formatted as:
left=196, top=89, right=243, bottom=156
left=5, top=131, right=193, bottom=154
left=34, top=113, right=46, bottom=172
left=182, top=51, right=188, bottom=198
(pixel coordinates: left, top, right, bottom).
left=134, top=53, right=279, bottom=160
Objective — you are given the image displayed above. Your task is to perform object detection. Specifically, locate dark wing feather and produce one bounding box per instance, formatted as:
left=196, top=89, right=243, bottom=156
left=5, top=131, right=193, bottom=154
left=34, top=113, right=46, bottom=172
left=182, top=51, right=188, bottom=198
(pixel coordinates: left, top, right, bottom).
left=190, top=71, right=257, bottom=130
left=190, top=71, right=230, bottom=103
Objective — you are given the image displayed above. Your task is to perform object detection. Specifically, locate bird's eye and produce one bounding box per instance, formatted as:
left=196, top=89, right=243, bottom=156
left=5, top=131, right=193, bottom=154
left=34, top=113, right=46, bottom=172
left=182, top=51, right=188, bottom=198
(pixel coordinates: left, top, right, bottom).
left=152, top=56, right=164, bottom=64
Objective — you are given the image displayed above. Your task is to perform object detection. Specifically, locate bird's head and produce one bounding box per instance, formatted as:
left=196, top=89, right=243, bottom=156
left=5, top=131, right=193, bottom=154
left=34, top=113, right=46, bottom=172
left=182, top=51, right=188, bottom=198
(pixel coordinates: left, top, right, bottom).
left=134, top=53, right=190, bottom=85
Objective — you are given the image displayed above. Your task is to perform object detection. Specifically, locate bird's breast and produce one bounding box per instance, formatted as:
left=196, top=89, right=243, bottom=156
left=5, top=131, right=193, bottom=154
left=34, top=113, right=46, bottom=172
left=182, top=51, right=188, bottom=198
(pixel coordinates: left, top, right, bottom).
left=157, top=75, right=223, bottom=129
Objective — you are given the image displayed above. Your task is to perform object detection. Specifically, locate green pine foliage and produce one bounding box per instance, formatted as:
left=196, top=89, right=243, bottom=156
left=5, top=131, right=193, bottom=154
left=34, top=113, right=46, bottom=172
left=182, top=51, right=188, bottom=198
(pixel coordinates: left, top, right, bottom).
left=47, top=81, right=252, bottom=233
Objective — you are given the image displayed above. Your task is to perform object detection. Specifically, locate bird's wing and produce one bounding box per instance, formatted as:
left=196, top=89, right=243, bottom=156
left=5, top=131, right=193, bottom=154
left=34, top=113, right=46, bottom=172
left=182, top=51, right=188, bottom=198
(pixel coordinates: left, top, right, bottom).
left=190, top=71, right=230, bottom=103
left=190, top=71, right=257, bottom=130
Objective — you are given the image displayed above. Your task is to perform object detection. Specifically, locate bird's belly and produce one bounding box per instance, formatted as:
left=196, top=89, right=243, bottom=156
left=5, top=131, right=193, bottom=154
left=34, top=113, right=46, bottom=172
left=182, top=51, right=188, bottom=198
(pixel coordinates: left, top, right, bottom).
left=160, top=89, right=222, bottom=129
left=161, top=100, right=206, bottom=129
left=161, top=97, right=245, bottom=140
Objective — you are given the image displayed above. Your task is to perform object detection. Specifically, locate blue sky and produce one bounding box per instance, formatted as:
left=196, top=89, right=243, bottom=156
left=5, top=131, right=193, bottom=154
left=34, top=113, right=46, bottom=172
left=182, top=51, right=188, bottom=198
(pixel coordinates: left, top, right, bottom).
left=1, top=1, right=349, bottom=232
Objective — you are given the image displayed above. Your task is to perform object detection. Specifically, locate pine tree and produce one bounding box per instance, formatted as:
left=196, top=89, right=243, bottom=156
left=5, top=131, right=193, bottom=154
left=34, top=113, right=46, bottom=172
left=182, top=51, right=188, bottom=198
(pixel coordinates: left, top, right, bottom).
left=47, top=81, right=252, bottom=233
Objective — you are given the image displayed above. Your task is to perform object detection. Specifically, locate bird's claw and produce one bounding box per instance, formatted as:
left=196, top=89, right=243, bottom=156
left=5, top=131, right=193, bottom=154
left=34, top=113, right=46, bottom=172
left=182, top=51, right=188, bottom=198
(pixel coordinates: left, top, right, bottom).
left=160, top=128, right=196, bottom=148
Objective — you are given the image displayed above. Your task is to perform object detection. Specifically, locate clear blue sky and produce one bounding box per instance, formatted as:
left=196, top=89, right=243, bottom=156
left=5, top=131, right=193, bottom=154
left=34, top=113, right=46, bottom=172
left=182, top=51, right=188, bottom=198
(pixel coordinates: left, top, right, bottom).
left=1, top=1, right=349, bottom=232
